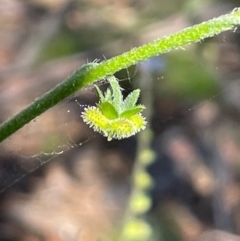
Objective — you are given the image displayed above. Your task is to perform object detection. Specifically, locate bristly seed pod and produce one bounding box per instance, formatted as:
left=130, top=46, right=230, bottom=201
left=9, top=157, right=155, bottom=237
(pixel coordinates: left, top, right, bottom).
left=81, top=75, right=147, bottom=141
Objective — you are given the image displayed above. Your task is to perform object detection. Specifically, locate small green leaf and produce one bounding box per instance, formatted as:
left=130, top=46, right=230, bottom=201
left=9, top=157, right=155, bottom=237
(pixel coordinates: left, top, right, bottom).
left=98, top=101, right=119, bottom=119
left=123, top=89, right=140, bottom=110
left=120, top=105, right=145, bottom=118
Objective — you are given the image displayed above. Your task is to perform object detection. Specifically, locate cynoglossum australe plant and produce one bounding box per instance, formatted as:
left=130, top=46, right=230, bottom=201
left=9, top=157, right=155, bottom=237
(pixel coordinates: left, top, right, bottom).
left=0, top=8, right=240, bottom=142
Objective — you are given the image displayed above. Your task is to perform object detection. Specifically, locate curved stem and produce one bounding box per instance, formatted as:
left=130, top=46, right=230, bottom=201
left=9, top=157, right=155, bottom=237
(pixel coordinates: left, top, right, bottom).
left=0, top=8, right=240, bottom=143
left=0, top=63, right=98, bottom=143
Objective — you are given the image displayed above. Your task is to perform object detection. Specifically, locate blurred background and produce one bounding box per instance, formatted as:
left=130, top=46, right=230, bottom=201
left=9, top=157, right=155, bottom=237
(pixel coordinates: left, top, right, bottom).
left=1, top=0, right=240, bottom=240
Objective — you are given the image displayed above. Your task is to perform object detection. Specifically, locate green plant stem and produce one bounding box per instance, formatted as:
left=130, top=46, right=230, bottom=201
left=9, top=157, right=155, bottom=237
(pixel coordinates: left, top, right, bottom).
left=0, top=63, right=98, bottom=143
left=1, top=8, right=240, bottom=143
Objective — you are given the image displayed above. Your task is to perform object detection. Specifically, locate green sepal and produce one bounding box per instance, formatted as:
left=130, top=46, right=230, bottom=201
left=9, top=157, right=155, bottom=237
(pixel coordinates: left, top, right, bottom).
left=123, top=89, right=140, bottom=110
left=108, top=76, right=122, bottom=113
left=120, top=105, right=145, bottom=118
left=95, top=85, right=105, bottom=102
left=104, top=88, right=112, bottom=101
left=98, top=101, right=119, bottom=120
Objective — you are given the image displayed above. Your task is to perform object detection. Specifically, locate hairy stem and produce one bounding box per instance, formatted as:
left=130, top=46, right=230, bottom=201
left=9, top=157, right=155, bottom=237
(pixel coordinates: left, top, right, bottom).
left=1, top=8, right=240, bottom=143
